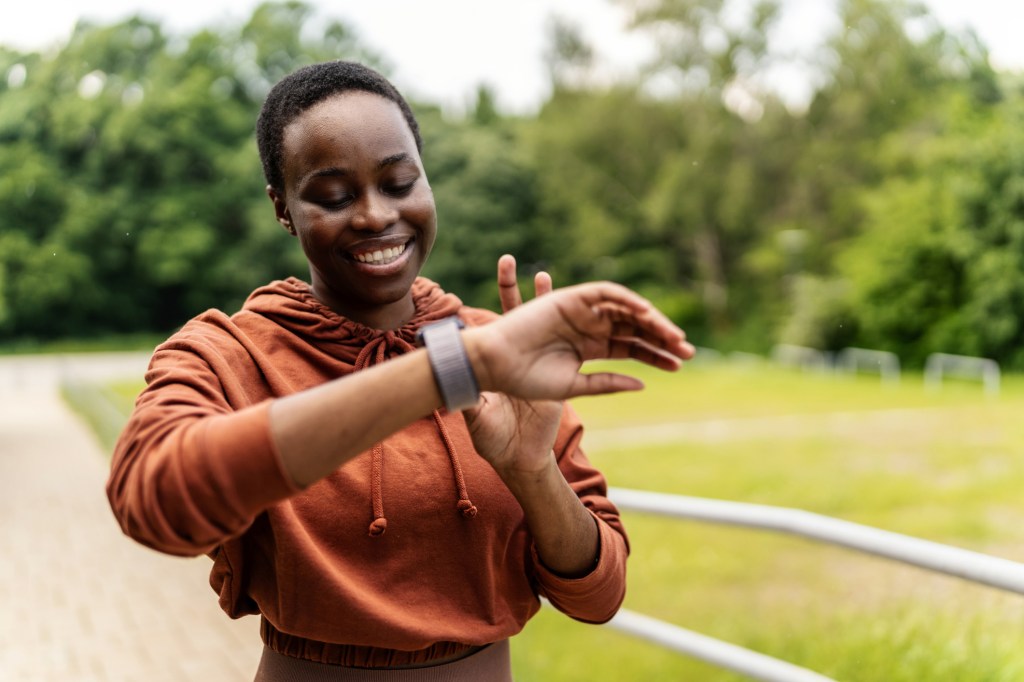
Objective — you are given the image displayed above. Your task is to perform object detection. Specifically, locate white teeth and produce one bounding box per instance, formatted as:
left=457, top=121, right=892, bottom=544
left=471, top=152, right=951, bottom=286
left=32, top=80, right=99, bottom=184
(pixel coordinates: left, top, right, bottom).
left=355, top=243, right=406, bottom=264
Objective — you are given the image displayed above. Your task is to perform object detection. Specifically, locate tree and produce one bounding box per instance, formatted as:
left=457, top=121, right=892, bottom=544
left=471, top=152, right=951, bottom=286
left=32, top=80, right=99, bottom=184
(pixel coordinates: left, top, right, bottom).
left=418, top=105, right=546, bottom=310
left=783, top=0, right=1001, bottom=261
left=836, top=88, right=1024, bottom=368
left=0, top=2, right=381, bottom=339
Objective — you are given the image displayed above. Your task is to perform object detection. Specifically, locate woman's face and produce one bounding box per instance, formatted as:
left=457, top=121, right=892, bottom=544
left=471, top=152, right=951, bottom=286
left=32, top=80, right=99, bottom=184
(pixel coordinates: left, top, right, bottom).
left=269, top=91, right=437, bottom=329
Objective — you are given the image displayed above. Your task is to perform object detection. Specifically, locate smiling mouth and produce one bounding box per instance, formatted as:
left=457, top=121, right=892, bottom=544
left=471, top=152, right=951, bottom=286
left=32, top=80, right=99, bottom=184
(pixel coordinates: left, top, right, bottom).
left=351, top=241, right=408, bottom=266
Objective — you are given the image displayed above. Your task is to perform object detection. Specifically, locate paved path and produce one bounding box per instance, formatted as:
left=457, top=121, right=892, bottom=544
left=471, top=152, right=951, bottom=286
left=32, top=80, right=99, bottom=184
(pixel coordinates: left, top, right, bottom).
left=0, top=354, right=262, bottom=682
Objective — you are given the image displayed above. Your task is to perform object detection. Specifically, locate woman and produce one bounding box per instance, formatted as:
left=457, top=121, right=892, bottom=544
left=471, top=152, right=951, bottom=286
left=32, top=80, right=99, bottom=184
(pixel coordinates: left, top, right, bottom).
left=107, top=61, right=694, bottom=680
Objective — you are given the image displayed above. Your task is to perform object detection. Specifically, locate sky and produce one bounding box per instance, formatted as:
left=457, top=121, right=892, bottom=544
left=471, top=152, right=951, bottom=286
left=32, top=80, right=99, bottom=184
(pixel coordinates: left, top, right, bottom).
left=2, top=0, right=1022, bottom=114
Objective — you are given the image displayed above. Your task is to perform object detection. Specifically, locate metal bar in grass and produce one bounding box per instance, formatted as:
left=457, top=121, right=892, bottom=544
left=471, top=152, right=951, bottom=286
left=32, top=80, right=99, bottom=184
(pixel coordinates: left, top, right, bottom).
left=606, top=608, right=837, bottom=682
left=609, top=487, right=1024, bottom=596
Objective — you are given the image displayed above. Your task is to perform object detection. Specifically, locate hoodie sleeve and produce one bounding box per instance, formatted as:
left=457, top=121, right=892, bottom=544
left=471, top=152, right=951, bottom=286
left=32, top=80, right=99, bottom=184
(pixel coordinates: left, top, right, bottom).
left=529, top=405, right=630, bottom=624
left=106, top=324, right=300, bottom=558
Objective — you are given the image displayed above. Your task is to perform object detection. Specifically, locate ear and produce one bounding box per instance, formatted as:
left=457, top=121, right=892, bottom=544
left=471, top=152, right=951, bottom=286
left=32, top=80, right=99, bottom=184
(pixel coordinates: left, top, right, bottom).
left=267, top=185, right=296, bottom=236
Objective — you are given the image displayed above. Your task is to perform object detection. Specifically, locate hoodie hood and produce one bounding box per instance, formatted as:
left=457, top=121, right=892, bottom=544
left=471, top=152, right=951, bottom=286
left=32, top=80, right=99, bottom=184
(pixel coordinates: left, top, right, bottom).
left=242, top=276, right=463, bottom=355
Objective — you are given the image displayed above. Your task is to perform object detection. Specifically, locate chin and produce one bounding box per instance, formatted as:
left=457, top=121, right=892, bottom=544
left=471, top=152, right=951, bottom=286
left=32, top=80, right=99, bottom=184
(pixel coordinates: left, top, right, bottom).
left=360, top=276, right=419, bottom=307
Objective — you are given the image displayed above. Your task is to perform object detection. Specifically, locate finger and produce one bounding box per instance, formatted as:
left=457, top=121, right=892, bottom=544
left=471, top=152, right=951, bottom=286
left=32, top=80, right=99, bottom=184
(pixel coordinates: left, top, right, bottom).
left=606, top=320, right=696, bottom=360
left=590, top=302, right=689, bottom=356
left=568, top=372, right=645, bottom=398
left=568, top=281, right=656, bottom=315
left=534, top=270, right=553, bottom=297
left=607, top=337, right=686, bottom=370
left=497, top=254, right=522, bottom=313
left=593, top=300, right=681, bottom=337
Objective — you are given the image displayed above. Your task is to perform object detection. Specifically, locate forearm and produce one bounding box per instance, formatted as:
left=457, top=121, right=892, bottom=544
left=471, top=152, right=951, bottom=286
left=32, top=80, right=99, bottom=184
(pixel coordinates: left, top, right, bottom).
left=501, top=456, right=600, bottom=577
left=271, top=348, right=443, bottom=487
left=275, top=277, right=694, bottom=488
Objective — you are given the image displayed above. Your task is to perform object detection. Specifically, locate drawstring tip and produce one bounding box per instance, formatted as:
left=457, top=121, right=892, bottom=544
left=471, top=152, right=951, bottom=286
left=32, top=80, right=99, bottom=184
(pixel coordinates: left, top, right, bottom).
left=368, top=518, right=388, bottom=537
left=457, top=499, right=478, bottom=518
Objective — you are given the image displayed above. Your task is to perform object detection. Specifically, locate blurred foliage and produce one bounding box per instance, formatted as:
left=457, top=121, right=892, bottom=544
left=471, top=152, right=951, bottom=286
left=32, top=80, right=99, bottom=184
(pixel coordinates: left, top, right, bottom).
left=836, top=89, right=1024, bottom=367
left=1, top=0, right=1023, bottom=369
left=0, top=2, right=381, bottom=338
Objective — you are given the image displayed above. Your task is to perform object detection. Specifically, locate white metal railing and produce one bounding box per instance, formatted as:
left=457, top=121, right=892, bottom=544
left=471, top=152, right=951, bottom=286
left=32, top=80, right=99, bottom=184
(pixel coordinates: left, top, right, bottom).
left=604, top=609, right=836, bottom=682
left=759, top=347, right=1003, bottom=395
left=924, top=352, right=1000, bottom=397
left=770, top=344, right=830, bottom=372
left=596, top=487, right=1024, bottom=681
left=835, top=347, right=901, bottom=384
left=608, top=488, right=1024, bottom=594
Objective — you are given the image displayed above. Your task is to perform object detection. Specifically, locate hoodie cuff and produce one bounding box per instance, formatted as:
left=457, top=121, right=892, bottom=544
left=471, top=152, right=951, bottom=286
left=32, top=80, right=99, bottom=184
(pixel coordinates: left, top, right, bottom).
left=531, top=512, right=628, bottom=624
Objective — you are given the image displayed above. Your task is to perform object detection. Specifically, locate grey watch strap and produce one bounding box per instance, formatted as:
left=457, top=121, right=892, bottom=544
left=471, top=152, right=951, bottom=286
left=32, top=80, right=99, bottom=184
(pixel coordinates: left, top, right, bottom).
left=417, top=317, right=480, bottom=411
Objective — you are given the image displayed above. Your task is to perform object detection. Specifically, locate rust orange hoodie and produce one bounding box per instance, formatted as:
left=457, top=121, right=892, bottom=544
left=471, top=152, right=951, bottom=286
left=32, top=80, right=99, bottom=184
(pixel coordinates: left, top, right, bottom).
left=107, top=277, right=629, bottom=666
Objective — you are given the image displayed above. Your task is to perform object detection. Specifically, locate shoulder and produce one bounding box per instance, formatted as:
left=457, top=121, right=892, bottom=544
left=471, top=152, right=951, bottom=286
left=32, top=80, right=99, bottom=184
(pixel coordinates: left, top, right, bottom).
left=144, top=312, right=246, bottom=389
left=158, top=308, right=247, bottom=354
left=156, top=278, right=301, bottom=351
left=150, top=282, right=280, bottom=370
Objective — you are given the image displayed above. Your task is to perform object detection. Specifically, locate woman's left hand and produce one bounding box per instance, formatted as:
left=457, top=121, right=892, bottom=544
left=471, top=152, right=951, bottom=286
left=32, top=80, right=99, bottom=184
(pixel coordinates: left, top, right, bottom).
left=464, top=255, right=564, bottom=477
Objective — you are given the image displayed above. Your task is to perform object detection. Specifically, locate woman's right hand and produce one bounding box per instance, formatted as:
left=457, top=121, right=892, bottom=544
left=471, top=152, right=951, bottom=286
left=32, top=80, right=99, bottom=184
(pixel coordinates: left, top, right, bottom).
left=464, top=281, right=695, bottom=402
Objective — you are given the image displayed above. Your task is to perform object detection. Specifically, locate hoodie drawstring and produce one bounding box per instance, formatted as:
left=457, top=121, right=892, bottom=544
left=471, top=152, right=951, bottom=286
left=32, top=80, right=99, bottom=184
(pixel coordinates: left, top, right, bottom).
left=433, top=411, right=477, bottom=518
left=368, top=443, right=388, bottom=537
left=356, top=331, right=476, bottom=537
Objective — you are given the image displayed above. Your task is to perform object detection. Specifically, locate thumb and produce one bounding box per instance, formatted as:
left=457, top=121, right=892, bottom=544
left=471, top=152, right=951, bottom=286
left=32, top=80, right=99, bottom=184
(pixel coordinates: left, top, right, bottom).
left=534, top=270, right=553, bottom=297
left=568, top=372, right=645, bottom=398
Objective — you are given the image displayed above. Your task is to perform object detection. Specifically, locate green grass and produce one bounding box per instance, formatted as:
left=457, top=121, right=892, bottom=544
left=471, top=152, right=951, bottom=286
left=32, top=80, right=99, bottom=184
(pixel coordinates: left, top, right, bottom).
left=76, top=359, right=1024, bottom=680
left=105, top=378, right=145, bottom=411
left=510, top=361, right=1024, bottom=681
left=61, top=378, right=142, bottom=455
left=0, top=332, right=166, bottom=355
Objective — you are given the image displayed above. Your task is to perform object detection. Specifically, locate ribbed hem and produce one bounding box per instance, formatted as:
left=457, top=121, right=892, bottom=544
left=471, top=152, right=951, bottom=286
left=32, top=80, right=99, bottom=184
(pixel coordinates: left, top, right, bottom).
left=259, top=618, right=479, bottom=668
left=253, top=640, right=511, bottom=681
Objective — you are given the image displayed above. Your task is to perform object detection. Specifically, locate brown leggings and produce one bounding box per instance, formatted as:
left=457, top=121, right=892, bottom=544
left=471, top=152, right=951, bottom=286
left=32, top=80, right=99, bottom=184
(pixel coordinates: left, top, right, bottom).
left=253, top=640, right=513, bottom=682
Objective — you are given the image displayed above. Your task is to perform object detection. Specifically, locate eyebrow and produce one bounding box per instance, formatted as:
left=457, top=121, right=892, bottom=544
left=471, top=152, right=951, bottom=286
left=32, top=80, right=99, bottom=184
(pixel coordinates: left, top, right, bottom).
left=298, top=153, right=413, bottom=188
left=378, top=152, right=411, bottom=169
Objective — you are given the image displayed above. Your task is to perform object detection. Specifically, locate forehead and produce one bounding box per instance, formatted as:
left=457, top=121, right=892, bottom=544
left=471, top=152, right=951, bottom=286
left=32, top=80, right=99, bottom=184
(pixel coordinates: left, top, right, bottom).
left=281, top=92, right=418, bottom=176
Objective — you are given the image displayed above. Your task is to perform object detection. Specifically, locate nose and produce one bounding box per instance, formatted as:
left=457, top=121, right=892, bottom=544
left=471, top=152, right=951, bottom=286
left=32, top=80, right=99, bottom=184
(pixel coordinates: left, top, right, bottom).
left=351, top=190, right=399, bottom=232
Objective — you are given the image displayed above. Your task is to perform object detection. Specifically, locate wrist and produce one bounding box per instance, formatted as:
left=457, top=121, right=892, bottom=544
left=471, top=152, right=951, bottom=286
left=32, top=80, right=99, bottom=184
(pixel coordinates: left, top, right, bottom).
left=496, top=450, right=559, bottom=491
left=416, top=317, right=480, bottom=411
left=461, top=327, right=495, bottom=392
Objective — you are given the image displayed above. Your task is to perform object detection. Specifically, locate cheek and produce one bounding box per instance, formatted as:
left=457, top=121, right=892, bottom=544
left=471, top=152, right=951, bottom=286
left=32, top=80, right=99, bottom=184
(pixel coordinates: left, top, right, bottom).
left=417, top=212, right=438, bottom=255
left=297, top=223, right=339, bottom=258
left=409, top=194, right=437, bottom=240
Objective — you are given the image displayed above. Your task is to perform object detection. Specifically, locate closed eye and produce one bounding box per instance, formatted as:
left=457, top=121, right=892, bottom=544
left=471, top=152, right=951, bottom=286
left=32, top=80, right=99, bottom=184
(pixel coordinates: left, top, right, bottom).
left=383, top=181, right=416, bottom=197
left=321, top=194, right=354, bottom=209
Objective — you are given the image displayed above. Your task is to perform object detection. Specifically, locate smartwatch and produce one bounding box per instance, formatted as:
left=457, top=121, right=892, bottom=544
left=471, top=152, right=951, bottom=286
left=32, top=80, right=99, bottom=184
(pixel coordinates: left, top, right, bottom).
left=416, top=317, right=480, bottom=411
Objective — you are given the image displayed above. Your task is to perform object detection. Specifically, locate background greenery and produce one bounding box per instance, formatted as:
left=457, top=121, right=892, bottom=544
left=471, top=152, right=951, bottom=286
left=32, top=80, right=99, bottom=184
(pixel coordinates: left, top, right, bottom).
left=516, top=360, right=1024, bottom=681
left=4, top=0, right=1024, bottom=369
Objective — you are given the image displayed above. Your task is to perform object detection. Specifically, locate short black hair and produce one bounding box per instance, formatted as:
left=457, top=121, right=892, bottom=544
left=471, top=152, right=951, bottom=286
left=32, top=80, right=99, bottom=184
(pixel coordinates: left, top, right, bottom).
left=256, top=61, right=423, bottom=193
